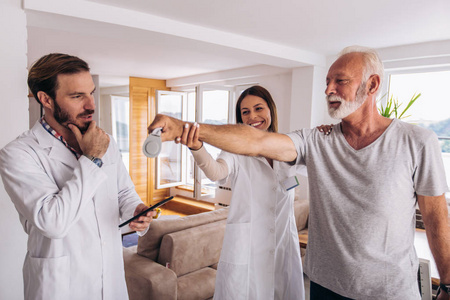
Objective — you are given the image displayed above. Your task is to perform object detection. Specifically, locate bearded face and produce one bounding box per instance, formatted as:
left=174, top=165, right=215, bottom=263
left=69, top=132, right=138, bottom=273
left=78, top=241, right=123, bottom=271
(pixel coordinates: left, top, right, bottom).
left=327, top=82, right=367, bottom=119
left=53, top=98, right=94, bottom=133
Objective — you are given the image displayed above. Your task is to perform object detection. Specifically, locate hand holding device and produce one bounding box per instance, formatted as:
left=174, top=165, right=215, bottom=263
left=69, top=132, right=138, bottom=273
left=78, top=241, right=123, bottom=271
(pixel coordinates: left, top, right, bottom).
left=118, top=196, right=174, bottom=228
left=142, top=127, right=162, bottom=158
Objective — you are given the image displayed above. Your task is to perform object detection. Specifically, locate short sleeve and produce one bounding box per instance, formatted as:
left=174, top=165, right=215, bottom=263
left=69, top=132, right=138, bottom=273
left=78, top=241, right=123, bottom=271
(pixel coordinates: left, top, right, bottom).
left=414, top=132, right=449, bottom=196
left=286, top=129, right=310, bottom=167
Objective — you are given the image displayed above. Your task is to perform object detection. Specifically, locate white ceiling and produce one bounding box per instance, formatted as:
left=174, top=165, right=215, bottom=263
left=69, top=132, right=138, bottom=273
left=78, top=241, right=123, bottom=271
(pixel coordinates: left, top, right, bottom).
left=25, top=0, right=450, bottom=87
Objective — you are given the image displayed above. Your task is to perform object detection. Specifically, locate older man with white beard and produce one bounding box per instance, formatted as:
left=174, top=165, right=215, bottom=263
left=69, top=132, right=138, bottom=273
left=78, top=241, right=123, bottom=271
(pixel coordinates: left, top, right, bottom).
left=148, top=46, right=450, bottom=300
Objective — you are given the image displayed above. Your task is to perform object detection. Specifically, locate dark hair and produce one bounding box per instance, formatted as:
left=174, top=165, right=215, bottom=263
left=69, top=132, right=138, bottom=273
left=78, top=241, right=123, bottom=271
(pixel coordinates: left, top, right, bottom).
left=235, top=85, right=278, bottom=133
left=28, top=53, right=90, bottom=104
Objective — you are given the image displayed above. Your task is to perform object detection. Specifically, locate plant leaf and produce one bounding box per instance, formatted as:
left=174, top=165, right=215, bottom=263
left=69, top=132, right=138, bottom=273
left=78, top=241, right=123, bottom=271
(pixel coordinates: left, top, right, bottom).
left=397, top=93, right=421, bottom=119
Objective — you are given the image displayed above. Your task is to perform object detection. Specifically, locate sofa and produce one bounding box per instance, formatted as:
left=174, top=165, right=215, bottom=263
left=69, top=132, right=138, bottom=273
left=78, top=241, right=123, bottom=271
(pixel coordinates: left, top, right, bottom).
left=123, top=198, right=309, bottom=300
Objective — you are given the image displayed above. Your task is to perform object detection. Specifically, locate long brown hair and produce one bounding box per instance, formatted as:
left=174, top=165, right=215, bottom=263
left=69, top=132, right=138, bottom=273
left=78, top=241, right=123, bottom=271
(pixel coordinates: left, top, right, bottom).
left=235, top=85, right=278, bottom=133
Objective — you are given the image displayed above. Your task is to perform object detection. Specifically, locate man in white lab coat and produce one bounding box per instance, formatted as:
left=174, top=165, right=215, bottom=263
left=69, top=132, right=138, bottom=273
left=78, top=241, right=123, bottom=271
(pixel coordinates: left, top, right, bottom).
left=0, top=53, right=153, bottom=300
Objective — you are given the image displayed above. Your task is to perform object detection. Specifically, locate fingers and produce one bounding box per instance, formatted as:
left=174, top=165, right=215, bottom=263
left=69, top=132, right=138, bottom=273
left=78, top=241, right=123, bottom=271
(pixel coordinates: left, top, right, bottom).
left=174, top=123, right=203, bottom=150
left=147, top=114, right=163, bottom=134
left=193, top=123, right=200, bottom=142
left=186, top=123, right=196, bottom=147
left=188, top=123, right=197, bottom=144
left=148, top=114, right=185, bottom=142
left=77, top=121, right=109, bottom=158
left=129, top=204, right=155, bottom=231
left=129, top=215, right=152, bottom=231
left=317, top=124, right=333, bottom=135
left=68, top=122, right=84, bottom=143
left=185, top=123, right=202, bottom=150
left=189, top=123, right=202, bottom=150
left=179, top=123, right=190, bottom=145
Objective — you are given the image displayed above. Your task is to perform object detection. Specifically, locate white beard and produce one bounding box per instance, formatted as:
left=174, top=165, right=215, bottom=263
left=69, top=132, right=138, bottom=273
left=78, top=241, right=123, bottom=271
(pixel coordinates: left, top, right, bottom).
left=327, top=83, right=367, bottom=119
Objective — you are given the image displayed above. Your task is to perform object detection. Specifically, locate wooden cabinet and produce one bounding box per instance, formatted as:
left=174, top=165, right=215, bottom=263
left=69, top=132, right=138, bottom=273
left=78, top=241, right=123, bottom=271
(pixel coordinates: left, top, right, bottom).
left=129, top=77, right=170, bottom=206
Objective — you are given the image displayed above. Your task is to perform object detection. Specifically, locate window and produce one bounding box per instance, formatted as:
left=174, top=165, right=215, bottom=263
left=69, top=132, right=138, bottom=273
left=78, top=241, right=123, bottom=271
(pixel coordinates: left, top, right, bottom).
left=111, top=95, right=130, bottom=172
left=386, top=70, right=450, bottom=199
left=192, top=85, right=234, bottom=200
left=155, top=90, right=187, bottom=188
left=155, top=85, right=234, bottom=202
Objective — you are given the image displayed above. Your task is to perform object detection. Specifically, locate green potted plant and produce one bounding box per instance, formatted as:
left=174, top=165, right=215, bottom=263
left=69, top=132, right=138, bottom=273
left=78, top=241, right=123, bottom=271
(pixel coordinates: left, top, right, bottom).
left=378, top=93, right=421, bottom=119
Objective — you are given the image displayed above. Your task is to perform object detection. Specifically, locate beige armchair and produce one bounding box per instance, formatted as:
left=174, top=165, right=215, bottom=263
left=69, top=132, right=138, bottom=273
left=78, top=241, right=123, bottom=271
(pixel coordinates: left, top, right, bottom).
left=123, top=198, right=309, bottom=299
left=123, top=208, right=228, bottom=300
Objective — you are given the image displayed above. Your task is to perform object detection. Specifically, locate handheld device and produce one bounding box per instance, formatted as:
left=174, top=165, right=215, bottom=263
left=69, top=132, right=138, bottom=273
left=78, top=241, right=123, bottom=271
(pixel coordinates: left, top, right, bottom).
left=142, top=127, right=163, bottom=158
left=119, top=196, right=174, bottom=228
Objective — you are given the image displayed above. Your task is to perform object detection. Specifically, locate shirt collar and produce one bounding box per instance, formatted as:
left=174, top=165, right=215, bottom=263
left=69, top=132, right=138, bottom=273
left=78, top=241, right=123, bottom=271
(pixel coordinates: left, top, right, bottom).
left=40, top=117, right=81, bottom=159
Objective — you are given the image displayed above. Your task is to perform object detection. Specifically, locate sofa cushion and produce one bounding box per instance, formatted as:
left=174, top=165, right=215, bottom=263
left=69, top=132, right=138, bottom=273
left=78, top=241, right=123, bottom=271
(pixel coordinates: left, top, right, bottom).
left=177, top=267, right=217, bottom=300
left=123, top=246, right=177, bottom=300
left=138, top=207, right=229, bottom=261
left=293, top=199, right=309, bottom=232
left=158, top=219, right=226, bottom=277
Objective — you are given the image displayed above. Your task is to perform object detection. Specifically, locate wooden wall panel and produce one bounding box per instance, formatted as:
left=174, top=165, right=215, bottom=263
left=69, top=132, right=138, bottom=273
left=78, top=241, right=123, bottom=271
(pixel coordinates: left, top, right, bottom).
left=129, top=77, right=170, bottom=206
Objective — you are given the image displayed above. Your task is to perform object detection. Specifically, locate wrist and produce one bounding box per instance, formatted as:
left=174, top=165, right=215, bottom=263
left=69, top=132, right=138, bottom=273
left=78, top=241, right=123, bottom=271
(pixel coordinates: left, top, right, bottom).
left=440, top=283, right=450, bottom=291
left=189, top=143, right=203, bottom=151
left=83, top=154, right=103, bottom=168
left=438, top=283, right=450, bottom=298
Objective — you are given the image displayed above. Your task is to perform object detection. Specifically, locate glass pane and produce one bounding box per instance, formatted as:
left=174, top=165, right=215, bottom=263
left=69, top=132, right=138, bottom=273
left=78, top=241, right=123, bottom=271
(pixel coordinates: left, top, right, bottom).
left=200, top=90, right=230, bottom=195
left=157, top=93, right=184, bottom=186
left=202, top=90, right=230, bottom=125
left=388, top=70, right=450, bottom=194
left=158, top=94, right=183, bottom=119
left=388, top=71, right=450, bottom=130
left=159, top=142, right=182, bottom=184
left=111, top=96, right=129, bottom=172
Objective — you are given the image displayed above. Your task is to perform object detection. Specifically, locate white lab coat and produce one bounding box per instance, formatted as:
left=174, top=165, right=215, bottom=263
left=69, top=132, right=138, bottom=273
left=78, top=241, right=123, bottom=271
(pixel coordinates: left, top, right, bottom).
left=214, top=152, right=305, bottom=300
left=0, top=121, right=143, bottom=300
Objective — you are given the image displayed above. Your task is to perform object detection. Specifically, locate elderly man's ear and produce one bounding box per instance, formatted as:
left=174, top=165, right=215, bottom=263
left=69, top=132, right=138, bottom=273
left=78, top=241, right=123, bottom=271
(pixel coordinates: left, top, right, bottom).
left=367, top=75, right=381, bottom=95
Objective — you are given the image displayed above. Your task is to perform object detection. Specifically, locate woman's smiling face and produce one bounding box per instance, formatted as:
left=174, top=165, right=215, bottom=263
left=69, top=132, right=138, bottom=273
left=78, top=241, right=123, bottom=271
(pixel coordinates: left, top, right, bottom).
left=240, top=95, right=272, bottom=131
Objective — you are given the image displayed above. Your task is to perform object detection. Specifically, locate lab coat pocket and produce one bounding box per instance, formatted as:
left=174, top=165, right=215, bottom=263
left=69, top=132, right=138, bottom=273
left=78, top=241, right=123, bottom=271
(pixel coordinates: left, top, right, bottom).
left=215, top=260, right=249, bottom=300
left=25, top=255, right=70, bottom=300
left=220, top=222, right=251, bottom=264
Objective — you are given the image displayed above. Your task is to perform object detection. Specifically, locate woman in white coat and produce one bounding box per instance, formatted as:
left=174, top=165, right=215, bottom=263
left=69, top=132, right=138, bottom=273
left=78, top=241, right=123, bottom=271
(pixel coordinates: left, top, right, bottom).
left=178, top=86, right=306, bottom=300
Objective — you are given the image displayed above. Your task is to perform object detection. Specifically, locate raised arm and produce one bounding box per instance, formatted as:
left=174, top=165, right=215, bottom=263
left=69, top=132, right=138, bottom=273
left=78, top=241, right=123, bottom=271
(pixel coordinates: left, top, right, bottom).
left=148, top=114, right=297, bottom=162
left=176, top=123, right=228, bottom=181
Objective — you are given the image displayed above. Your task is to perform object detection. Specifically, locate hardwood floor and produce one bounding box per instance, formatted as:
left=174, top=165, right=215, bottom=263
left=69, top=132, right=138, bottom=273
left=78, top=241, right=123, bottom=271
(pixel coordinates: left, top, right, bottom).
left=158, top=196, right=215, bottom=217
left=159, top=207, right=188, bottom=217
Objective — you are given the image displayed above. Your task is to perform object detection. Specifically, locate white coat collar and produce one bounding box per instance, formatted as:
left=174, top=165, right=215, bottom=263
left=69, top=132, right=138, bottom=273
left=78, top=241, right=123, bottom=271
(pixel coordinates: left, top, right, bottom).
left=254, top=156, right=281, bottom=171
left=31, top=121, right=79, bottom=169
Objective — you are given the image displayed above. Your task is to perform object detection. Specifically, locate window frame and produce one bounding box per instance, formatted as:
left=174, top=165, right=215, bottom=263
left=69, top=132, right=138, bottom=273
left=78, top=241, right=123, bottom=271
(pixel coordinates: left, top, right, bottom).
left=111, top=95, right=130, bottom=172
left=193, top=84, right=234, bottom=200
left=155, top=90, right=188, bottom=189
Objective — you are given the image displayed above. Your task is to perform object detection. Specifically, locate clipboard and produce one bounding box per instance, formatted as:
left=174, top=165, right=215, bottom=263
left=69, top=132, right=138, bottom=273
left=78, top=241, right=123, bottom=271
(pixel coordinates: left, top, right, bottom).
left=119, top=196, right=174, bottom=228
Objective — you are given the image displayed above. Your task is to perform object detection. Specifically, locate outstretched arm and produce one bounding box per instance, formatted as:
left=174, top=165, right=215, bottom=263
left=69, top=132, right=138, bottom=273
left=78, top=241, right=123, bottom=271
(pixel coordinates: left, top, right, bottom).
left=176, top=123, right=228, bottom=181
left=148, top=114, right=298, bottom=162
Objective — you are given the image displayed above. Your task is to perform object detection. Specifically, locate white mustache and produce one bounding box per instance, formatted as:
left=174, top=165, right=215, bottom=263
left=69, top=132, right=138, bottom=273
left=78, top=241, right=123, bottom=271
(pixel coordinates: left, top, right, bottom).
left=327, top=95, right=344, bottom=103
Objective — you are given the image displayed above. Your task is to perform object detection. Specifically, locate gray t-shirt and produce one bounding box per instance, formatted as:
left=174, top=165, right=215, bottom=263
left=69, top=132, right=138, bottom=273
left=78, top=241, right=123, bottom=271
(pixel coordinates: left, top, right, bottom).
left=287, top=118, right=448, bottom=300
